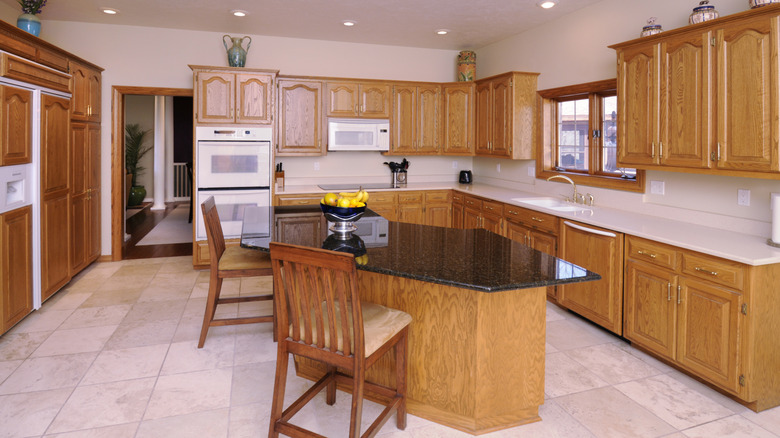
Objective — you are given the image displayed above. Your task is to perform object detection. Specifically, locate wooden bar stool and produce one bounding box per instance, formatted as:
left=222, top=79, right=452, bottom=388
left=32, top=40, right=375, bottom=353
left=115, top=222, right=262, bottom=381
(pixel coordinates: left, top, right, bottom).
left=268, top=242, right=411, bottom=438
left=198, top=196, right=274, bottom=348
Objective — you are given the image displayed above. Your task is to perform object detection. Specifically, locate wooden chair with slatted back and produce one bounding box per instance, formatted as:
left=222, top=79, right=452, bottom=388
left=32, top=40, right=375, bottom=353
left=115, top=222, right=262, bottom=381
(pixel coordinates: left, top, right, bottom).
left=198, top=196, right=274, bottom=348
left=268, top=242, right=411, bottom=438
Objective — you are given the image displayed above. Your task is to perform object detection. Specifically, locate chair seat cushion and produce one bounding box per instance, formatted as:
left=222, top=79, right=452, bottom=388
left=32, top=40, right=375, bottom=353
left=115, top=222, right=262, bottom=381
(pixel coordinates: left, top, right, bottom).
left=292, top=302, right=411, bottom=357
left=219, top=246, right=272, bottom=271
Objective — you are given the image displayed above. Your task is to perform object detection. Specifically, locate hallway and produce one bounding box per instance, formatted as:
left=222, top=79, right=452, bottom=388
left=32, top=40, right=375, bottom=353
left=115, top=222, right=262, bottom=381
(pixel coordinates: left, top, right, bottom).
left=124, top=202, right=192, bottom=260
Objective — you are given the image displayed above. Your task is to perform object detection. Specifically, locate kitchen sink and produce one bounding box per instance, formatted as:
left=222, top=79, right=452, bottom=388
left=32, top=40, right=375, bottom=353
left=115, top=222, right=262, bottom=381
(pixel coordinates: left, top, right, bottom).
left=511, top=197, right=592, bottom=212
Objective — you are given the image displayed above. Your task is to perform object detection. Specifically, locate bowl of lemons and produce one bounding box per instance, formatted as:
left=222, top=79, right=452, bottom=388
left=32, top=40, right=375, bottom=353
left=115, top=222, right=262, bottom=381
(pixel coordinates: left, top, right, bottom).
left=320, top=188, right=369, bottom=222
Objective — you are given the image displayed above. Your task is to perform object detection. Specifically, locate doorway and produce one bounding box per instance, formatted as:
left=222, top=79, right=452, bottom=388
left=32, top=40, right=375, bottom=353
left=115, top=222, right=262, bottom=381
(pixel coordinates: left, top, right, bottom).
left=110, top=86, right=193, bottom=261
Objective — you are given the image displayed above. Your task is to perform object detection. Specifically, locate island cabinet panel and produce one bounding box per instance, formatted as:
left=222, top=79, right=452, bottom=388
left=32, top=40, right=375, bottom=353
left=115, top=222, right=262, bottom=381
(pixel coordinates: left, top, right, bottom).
left=441, top=82, right=474, bottom=155
left=276, top=79, right=324, bottom=156
left=0, top=205, right=32, bottom=334
left=193, top=67, right=275, bottom=125
left=294, top=271, right=547, bottom=435
left=558, top=220, right=624, bottom=335
left=0, top=84, right=32, bottom=165
left=612, top=5, right=780, bottom=178
left=325, top=81, right=391, bottom=119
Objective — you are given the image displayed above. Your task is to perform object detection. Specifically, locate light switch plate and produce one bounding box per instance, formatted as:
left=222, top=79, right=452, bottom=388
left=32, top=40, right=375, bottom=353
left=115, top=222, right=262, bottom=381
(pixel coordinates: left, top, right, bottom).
left=650, top=180, right=665, bottom=195
left=738, top=189, right=750, bottom=206
left=314, top=161, right=320, bottom=171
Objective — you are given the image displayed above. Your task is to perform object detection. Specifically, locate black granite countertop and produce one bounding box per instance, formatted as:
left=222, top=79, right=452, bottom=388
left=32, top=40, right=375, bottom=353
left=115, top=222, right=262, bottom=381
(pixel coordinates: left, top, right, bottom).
left=241, top=206, right=600, bottom=292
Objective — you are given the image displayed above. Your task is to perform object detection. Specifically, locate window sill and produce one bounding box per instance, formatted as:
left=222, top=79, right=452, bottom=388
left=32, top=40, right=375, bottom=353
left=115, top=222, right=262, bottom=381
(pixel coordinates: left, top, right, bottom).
left=536, top=168, right=646, bottom=193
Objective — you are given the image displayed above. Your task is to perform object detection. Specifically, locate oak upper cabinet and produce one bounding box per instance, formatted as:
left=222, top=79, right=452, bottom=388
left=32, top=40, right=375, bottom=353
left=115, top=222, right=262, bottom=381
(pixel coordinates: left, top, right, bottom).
left=40, top=93, right=71, bottom=301
left=390, top=84, right=440, bottom=155
left=193, top=66, right=276, bottom=125
left=558, top=220, right=624, bottom=335
left=714, top=14, right=778, bottom=172
left=474, top=72, right=538, bottom=159
left=0, top=84, right=32, bottom=165
left=277, top=78, right=325, bottom=156
left=0, top=205, right=32, bottom=334
left=69, top=60, right=100, bottom=123
left=442, top=82, right=474, bottom=155
left=325, top=81, right=391, bottom=118
left=70, top=122, right=101, bottom=274
left=612, top=6, right=780, bottom=177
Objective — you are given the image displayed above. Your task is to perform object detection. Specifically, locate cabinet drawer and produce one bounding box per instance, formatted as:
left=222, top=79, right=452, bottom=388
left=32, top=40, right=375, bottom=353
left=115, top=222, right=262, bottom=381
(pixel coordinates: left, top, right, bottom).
left=481, top=199, right=503, bottom=215
left=681, top=252, right=745, bottom=290
left=463, top=195, right=481, bottom=209
left=398, top=192, right=423, bottom=203
left=503, top=205, right=558, bottom=234
left=424, top=191, right=450, bottom=203
left=275, top=194, right=322, bottom=206
left=368, top=191, right=397, bottom=205
left=452, top=192, right=464, bottom=204
left=626, top=236, right=677, bottom=270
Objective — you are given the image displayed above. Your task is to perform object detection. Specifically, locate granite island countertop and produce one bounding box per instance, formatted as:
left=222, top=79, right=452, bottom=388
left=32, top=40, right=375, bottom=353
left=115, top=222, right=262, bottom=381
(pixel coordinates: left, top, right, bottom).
left=241, top=205, right=600, bottom=292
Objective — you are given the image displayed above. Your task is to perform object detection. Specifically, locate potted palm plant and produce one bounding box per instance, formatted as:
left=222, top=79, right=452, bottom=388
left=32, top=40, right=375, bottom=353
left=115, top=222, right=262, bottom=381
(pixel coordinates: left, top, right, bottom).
left=125, top=123, right=153, bottom=207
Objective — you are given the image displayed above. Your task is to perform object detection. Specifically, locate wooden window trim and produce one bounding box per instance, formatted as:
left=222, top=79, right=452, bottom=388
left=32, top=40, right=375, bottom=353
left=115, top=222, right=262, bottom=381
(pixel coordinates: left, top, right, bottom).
left=536, top=79, right=645, bottom=193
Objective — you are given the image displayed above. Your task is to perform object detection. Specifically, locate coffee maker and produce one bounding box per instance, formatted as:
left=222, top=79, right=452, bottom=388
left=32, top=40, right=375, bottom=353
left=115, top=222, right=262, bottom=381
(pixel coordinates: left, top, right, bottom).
left=384, top=159, right=409, bottom=188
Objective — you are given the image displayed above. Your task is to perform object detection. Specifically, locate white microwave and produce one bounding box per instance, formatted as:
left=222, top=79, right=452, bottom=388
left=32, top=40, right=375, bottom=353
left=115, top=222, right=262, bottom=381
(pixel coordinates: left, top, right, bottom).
left=327, top=118, right=390, bottom=152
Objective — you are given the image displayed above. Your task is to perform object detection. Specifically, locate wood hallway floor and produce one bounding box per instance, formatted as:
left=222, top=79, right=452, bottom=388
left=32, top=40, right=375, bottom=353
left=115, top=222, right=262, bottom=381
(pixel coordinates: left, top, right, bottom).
left=123, top=202, right=193, bottom=260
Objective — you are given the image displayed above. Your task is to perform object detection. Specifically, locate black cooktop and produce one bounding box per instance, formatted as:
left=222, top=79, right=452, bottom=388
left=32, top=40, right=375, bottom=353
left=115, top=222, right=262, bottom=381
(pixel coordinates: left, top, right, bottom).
left=317, top=183, right=395, bottom=190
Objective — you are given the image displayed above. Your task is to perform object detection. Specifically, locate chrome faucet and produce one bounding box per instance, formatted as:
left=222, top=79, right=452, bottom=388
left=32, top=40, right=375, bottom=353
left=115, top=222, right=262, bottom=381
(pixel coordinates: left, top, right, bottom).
left=546, top=175, right=579, bottom=203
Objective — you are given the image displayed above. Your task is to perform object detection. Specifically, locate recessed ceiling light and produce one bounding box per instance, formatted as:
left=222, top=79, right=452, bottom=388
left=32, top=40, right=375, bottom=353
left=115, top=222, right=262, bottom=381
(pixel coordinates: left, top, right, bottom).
left=436, top=29, right=449, bottom=35
left=537, top=0, right=558, bottom=8
left=101, top=8, right=119, bottom=15
left=231, top=10, right=248, bottom=17
left=343, top=20, right=357, bottom=27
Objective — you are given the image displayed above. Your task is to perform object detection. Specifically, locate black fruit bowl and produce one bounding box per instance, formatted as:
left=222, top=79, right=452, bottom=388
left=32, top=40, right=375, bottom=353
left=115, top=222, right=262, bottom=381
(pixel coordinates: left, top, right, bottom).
left=320, top=203, right=366, bottom=222
left=322, top=234, right=367, bottom=256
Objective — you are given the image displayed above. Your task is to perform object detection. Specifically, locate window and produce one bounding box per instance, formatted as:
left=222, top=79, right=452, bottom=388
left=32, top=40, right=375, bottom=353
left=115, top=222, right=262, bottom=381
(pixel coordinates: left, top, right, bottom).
left=537, top=79, right=644, bottom=192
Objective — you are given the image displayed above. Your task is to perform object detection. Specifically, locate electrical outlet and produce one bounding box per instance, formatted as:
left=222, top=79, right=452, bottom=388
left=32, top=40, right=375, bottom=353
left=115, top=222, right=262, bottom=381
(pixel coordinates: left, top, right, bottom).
left=650, top=180, right=665, bottom=195
left=496, top=163, right=501, bottom=173
left=314, top=161, right=320, bottom=171
left=452, top=161, right=458, bottom=169
left=738, top=189, right=751, bottom=206
left=527, top=167, right=536, bottom=177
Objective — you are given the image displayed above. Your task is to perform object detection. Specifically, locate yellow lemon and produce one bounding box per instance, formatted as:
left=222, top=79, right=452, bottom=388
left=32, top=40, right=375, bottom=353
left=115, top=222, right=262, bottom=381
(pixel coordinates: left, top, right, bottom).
left=337, top=197, right=351, bottom=208
left=323, top=193, right=339, bottom=206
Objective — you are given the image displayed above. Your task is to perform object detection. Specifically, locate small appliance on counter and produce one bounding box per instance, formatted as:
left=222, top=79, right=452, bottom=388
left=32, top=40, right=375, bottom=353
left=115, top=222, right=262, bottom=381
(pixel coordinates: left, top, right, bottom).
left=384, top=159, right=409, bottom=188
left=459, top=170, right=473, bottom=184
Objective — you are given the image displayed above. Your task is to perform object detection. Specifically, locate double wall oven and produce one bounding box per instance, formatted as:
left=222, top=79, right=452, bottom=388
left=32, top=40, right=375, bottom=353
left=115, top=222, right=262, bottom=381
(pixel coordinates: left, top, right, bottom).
left=195, top=126, right=272, bottom=241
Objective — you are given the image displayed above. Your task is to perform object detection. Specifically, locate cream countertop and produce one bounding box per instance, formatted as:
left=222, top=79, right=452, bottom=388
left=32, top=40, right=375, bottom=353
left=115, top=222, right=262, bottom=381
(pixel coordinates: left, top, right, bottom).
left=276, top=182, right=780, bottom=266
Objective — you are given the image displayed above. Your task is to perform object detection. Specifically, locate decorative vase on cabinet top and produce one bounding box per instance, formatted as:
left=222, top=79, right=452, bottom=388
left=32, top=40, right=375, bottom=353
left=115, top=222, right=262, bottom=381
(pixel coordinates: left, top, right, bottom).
left=749, top=0, right=780, bottom=8
left=457, top=51, right=476, bottom=82
left=689, top=0, right=719, bottom=24
left=640, top=17, right=663, bottom=37
left=223, top=35, right=251, bottom=68
left=16, top=13, right=40, bottom=37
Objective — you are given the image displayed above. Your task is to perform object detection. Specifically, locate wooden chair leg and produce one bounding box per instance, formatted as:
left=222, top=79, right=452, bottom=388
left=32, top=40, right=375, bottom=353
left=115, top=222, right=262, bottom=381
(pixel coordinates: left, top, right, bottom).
left=198, top=275, right=222, bottom=348
left=326, top=365, right=337, bottom=405
left=268, top=348, right=289, bottom=438
left=396, top=329, right=408, bottom=430
left=349, top=364, right=365, bottom=438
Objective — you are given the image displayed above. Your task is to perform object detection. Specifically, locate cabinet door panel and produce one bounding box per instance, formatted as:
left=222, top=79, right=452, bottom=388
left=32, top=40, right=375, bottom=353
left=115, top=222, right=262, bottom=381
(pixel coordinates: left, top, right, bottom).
left=41, top=194, right=70, bottom=300
left=442, top=84, right=474, bottom=155
left=197, top=72, right=235, bottom=124
left=491, top=77, right=511, bottom=157
left=474, top=82, right=492, bottom=155
left=326, top=82, right=359, bottom=117
left=275, top=214, right=325, bottom=247
left=451, top=201, right=464, bottom=229
left=277, top=80, right=323, bottom=156
left=391, top=86, right=416, bottom=153
left=660, top=35, right=711, bottom=168
left=624, top=261, right=677, bottom=360
left=41, top=94, right=70, bottom=195
left=677, top=278, right=742, bottom=393
left=360, top=84, right=391, bottom=118
left=618, top=45, right=657, bottom=166
left=417, top=85, right=440, bottom=153
left=424, top=203, right=451, bottom=227
left=716, top=18, right=778, bottom=172
left=0, top=85, right=32, bottom=165
left=1, top=206, right=32, bottom=332
left=236, top=74, right=272, bottom=124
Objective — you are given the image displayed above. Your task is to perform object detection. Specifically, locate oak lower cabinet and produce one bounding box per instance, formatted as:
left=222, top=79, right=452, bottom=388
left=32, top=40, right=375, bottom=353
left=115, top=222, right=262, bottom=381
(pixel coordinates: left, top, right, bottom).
left=0, top=84, right=32, bottom=165
left=422, top=191, right=451, bottom=227
left=325, top=81, right=391, bottom=119
left=474, top=71, right=539, bottom=159
left=622, top=235, right=780, bottom=410
left=397, top=191, right=423, bottom=224
left=40, top=93, right=71, bottom=301
left=463, top=194, right=503, bottom=234
left=276, top=78, right=325, bottom=156
left=274, top=193, right=323, bottom=206
left=192, top=66, right=276, bottom=125
left=274, top=211, right=326, bottom=247
left=503, top=204, right=558, bottom=299
left=441, top=82, right=474, bottom=155
left=70, top=122, right=100, bottom=274
left=366, top=191, right=397, bottom=222
left=0, top=206, right=32, bottom=334
left=558, top=220, right=624, bottom=335
left=451, top=191, right=464, bottom=228
left=390, top=84, right=440, bottom=154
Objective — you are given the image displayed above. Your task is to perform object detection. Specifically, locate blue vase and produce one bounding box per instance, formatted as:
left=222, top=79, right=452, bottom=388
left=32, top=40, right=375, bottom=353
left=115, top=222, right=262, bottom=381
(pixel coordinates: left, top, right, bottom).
left=223, top=35, right=251, bottom=67
left=16, top=13, right=41, bottom=37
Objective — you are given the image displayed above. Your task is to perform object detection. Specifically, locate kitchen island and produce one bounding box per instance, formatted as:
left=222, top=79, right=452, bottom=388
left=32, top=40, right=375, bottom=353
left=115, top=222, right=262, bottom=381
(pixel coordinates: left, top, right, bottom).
left=242, top=206, right=600, bottom=434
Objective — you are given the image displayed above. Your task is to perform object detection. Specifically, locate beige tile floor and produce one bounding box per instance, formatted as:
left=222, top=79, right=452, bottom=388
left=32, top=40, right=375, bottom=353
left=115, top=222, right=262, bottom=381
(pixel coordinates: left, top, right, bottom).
left=1, top=256, right=779, bottom=438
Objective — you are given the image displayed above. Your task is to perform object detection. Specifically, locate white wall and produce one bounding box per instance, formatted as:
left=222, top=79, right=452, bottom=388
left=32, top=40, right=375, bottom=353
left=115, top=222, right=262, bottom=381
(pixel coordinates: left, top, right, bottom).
left=124, top=95, right=155, bottom=191
left=473, top=0, right=777, bottom=237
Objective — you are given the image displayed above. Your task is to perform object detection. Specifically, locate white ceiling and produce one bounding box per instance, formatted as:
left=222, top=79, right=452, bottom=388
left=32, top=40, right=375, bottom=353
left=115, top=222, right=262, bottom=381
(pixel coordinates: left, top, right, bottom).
left=8, top=0, right=605, bottom=50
